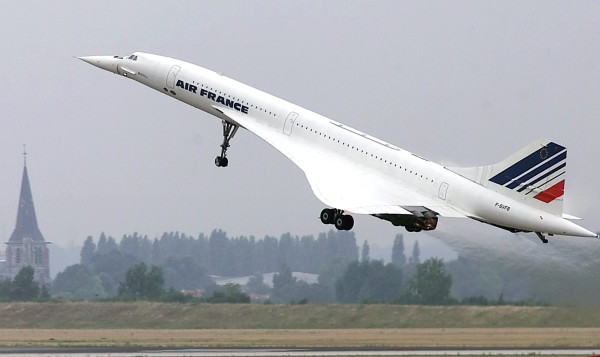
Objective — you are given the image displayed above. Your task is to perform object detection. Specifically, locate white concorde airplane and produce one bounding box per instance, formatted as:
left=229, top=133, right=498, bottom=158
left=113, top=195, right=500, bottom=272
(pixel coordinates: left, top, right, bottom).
left=79, top=52, right=597, bottom=243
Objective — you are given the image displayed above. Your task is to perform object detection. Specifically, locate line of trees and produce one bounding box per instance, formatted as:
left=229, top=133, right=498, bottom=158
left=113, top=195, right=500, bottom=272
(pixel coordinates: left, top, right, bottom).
left=52, top=230, right=358, bottom=299
left=48, top=229, right=565, bottom=305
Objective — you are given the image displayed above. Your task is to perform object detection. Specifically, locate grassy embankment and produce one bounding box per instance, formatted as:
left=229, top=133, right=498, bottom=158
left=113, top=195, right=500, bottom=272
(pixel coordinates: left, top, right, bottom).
left=0, top=302, right=598, bottom=349
left=2, top=302, right=598, bottom=329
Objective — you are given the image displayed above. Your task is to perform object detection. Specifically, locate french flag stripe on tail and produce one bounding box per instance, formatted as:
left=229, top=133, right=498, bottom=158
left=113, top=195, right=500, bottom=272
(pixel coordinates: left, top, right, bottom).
left=534, top=180, right=565, bottom=203
left=489, top=142, right=567, bottom=203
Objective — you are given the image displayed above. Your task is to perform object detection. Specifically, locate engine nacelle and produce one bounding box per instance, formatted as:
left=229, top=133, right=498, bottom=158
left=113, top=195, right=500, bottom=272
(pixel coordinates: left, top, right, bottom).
left=406, top=210, right=438, bottom=232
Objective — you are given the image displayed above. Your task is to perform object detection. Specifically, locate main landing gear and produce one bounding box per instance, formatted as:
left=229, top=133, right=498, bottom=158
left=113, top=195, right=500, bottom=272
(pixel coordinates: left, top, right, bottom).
left=215, top=120, right=239, bottom=167
left=320, top=208, right=354, bottom=231
left=535, top=232, right=549, bottom=243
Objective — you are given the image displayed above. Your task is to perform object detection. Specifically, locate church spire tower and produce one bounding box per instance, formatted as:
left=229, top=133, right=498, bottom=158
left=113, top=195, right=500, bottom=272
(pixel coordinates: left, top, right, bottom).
left=5, top=147, right=50, bottom=283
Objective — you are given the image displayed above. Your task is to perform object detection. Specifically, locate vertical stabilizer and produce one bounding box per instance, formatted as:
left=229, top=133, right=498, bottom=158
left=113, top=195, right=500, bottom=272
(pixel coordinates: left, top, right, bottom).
left=448, top=139, right=567, bottom=216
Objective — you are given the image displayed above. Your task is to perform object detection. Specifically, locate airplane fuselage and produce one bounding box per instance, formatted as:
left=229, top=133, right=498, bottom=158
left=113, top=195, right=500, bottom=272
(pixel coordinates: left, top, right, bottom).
left=79, top=53, right=597, bottom=239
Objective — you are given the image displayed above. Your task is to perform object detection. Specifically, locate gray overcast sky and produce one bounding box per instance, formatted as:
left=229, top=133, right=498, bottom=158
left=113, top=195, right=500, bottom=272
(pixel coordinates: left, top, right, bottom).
left=1, top=1, right=599, bottom=256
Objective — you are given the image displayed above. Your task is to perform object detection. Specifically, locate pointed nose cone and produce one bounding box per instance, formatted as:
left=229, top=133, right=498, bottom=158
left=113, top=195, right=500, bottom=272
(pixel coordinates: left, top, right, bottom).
left=78, top=55, right=122, bottom=74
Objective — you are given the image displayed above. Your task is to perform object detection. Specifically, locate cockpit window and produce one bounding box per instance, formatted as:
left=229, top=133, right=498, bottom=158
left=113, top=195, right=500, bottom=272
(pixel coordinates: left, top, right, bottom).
left=126, top=55, right=138, bottom=61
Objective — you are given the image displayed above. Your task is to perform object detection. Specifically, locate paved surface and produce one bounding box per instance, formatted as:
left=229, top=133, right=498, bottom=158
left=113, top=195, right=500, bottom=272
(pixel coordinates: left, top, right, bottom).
left=0, top=347, right=598, bottom=356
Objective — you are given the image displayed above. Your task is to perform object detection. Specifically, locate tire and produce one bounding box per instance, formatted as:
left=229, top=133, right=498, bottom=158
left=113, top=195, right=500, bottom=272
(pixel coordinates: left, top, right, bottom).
left=342, top=215, right=354, bottom=230
left=320, top=209, right=334, bottom=224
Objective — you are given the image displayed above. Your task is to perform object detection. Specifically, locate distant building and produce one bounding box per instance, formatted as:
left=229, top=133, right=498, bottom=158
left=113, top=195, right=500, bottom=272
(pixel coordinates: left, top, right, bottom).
left=4, top=152, right=50, bottom=284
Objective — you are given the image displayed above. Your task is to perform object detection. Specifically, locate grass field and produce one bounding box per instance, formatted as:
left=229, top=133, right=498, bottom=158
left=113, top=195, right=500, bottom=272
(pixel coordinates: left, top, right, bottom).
left=0, top=302, right=598, bottom=329
left=0, top=302, right=598, bottom=352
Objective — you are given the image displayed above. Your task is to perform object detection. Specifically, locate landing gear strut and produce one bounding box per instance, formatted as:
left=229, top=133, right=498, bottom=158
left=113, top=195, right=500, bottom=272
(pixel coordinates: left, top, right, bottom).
left=215, top=120, right=239, bottom=167
left=320, top=208, right=354, bottom=231
left=535, top=232, right=549, bottom=243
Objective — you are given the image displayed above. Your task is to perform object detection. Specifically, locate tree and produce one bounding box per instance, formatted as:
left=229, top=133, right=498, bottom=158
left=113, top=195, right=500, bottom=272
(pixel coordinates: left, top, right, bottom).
left=398, top=258, right=453, bottom=305
left=206, top=283, right=250, bottom=303
left=271, top=264, right=297, bottom=303
left=391, top=234, right=406, bottom=267
left=118, top=262, right=165, bottom=300
left=90, top=249, right=134, bottom=296
left=335, top=260, right=402, bottom=303
left=96, top=233, right=118, bottom=255
left=409, top=241, right=421, bottom=265
left=361, top=241, right=370, bottom=262
left=10, top=266, right=40, bottom=301
left=52, top=264, right=106, bottom=300
left=80, top=236, right=96, bottom=266
left=317, top=257, right=353, bottom=302
left=161, top=256, right=215, bottom=291
left=246, top=274, right=270, bottom=295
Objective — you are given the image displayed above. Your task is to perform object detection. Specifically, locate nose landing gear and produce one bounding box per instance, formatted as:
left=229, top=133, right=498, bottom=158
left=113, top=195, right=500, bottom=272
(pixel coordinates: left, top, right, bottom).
left=215, top=120, right=239, bottom=167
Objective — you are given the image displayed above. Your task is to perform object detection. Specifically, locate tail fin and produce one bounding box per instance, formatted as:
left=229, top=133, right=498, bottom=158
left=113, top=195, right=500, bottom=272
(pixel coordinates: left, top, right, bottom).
left=449, top=139, right=567, bottom=216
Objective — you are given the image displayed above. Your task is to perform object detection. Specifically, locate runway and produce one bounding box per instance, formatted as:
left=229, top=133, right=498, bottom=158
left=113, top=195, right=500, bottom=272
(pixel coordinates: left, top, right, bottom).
left=0, top=347, right=598, bottom=356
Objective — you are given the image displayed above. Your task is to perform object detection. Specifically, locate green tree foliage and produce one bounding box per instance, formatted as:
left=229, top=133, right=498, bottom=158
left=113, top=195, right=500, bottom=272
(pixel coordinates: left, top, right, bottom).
left=409, top=241, right=421, bottom=265
left=80, top=236, right=96, bottom=266
left=10, top=266, right=40, bottom=301
left=51, top=264, right=106, bottom=299
left=317, top=257, right=353, bottom=301
left=96, top=233, right=118, bottom=255
left=0, top=266, right=46, bottom=302
left=391, top=234, right=406, bottom=267
left=161, top=256, right=216, bottom=291
left=66, top=229, right=358, bottom=300
left=398, top=258, right=453, bottom=305
left=271, top=264, right=296, bottom=303
left=271, top=264, right=331, bottom=303
left=117, top=262, right=165, bottom=300
left=335, top=260, right=402, bottom=303
left=361, top=241, right=370, bottom=262
left=206, top=283, right=250, bottom=303
left=246, top=274, right=270, bottom=295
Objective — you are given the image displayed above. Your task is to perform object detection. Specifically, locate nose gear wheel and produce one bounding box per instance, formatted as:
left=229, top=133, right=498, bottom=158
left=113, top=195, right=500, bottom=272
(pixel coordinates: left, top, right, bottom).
left=215, top=120, right=239, bottom=167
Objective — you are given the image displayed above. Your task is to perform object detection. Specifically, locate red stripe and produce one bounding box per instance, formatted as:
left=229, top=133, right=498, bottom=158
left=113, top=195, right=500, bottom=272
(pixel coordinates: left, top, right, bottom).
left=534, top=180, right=565, bottom=203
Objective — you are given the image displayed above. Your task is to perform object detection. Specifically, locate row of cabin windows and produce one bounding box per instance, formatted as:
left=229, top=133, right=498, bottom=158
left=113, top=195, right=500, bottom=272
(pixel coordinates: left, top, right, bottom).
left=192, top=81, right=278, bottom=117
left=296, top=122, right=434, bottom=183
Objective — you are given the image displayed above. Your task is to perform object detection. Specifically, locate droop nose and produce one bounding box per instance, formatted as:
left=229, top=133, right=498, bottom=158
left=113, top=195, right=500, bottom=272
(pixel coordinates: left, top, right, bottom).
left=78, top=55, right=123, bottom=74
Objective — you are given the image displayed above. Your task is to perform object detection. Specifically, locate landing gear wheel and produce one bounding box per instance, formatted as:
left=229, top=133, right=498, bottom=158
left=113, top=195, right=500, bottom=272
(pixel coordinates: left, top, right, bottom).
left=335, top=215, right=354, bottom=231
left=215, top=156, right=229, bottom=167
left=342, top=215, right=354, bottom=230
left=215, top=120, right=238, bottom=168
left=320, top=209, right=335, bottom=224
left=320, top=208, right=354, bottom=230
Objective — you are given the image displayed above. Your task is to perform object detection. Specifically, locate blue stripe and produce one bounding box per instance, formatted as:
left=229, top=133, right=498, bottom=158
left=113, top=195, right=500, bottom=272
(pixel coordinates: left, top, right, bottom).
left=517, top=162, right=566, bottom=193
left=489, top=142, right=565, bottom=186
left=525, top=171, right=565, bottom=196
left=505, top=152, right=567, bottom=189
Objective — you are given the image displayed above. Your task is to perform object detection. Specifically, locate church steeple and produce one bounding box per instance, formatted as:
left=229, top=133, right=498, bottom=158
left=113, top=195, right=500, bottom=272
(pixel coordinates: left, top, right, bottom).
left=9, top=149, right=44, bottom=243
left=4, top=148, right=50, bottom=283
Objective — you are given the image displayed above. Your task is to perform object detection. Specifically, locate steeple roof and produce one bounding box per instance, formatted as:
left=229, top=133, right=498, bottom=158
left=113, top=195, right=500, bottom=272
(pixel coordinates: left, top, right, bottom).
left=8, top=164, right=45, bottom=243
